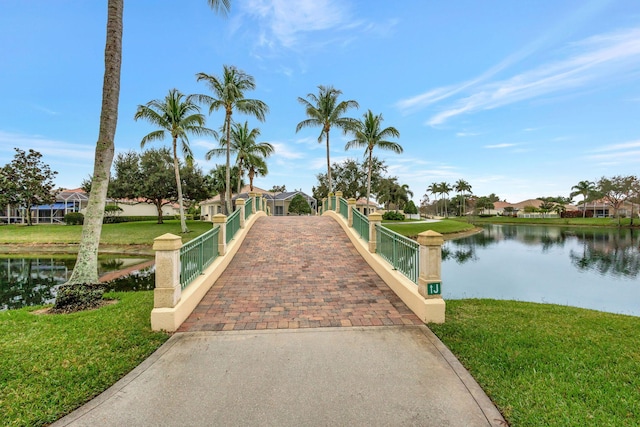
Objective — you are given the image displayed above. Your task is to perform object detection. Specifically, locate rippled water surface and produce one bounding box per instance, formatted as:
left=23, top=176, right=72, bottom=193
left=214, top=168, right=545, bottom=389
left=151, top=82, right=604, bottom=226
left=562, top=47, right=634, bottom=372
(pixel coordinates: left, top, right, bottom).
left=442, top=224, right=640, bottom=316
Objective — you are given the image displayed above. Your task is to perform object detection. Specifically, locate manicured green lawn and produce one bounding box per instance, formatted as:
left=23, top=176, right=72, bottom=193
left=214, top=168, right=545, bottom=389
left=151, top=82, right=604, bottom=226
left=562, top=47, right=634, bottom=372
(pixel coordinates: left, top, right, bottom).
left=0, top=220, right=213, bottom=246
left=0, top=291, right=168, bottom=426
left=459, top=215, right=637, bottom=227
left=382, top=219, right=476, bottom=237
left=429, top=300, right=640, bottom=426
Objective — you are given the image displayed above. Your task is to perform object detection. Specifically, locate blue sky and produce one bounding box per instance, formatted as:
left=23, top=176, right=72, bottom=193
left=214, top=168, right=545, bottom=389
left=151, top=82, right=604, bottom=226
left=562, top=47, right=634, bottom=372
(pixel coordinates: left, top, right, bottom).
left=1, top=0, right=639, bottom=203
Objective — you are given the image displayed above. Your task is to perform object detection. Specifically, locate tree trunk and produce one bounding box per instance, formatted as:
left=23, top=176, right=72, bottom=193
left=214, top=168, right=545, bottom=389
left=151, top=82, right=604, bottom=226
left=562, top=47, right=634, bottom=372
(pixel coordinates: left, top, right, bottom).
left=366, top=151, right=372, bottom=214
left=173, top=137, right=188, bottom=233
left=155, top=199, right=164, bottom=224
left=225, top=112, right=232, bottom=215
left=66, top=0, right=122, bottom=286
left=248, top=168, right=255, bottom=192
left=325, top=131, right=332, bottom=193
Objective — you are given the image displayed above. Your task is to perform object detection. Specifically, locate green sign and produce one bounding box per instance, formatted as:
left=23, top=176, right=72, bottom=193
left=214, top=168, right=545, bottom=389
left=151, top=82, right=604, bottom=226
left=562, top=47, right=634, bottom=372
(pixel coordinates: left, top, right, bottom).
left=427, top=282, right=441, bottom=295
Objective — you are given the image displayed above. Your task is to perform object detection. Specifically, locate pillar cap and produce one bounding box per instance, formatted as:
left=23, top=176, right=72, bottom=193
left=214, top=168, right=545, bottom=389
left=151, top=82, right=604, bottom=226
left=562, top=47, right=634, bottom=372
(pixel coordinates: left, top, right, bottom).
left=368, top=212, right=383, bottom=221
left=235, top=198, right=245, bottom=205
left=212, top=213, right=227, bottom=224
left=417, top=230, right=444, bottom=246
left=153, top=233, right=182, bottom=250
left=347, top=198, right=357, bottom=204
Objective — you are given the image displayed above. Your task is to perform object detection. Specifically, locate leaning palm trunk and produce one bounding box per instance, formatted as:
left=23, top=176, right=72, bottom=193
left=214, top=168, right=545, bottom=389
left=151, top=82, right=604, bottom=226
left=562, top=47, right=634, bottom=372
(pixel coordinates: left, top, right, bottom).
left=366, top=153, right=373, bottom=214
left=172, top=137, right=188, bottom=233
left=65, top=0, right=122, bottom=286
left=225, top=115, right=232, bottom=214
left=326, top=132, right=332, bottom=193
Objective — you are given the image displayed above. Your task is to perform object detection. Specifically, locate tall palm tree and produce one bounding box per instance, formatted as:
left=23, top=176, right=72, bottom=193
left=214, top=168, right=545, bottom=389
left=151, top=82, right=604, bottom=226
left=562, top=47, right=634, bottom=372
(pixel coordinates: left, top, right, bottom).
left=206, top=121, right=274, bottom=194
left=134, top=89, right=215, bottom=233
left=247, top=157, right=268, bottom=192
left=439, top=182, right=453, bottom=217
left=296, top=85, right=359, bottom=193
left=65, top=0, right=122, bottom=287
left=195, top=65, right=269, bottom=214
left=455, top=179, right=472, bottom=216
left=64, top=0, right=230, bottom=290
left=570, top=180, right=595, bottom=218
left=345, top=110, right=402, bottom=212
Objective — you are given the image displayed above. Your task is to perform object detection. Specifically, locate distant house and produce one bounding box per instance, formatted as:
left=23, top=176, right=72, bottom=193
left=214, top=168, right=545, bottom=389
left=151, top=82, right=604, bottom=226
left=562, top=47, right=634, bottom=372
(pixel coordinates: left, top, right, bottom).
left=108, top=198, right=180, bottom=218
left=1, top=188, right=89, bottom=224
left=199, top=185, right=317, bottom=218
left=577, top=199, right=639, bottom=218
left=479, top=199, right=579, bottom=217
left=354, top=198, right=379, bottom=216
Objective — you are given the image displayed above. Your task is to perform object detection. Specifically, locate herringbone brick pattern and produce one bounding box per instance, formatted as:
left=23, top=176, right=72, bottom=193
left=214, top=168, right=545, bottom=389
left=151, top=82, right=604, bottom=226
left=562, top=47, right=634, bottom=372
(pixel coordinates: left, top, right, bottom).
left=178, top=216, right=422, bottom=332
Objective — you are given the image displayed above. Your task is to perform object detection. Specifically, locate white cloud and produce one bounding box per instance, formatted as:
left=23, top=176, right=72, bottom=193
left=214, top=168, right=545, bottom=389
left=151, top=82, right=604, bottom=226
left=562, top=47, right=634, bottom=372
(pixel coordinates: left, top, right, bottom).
left=591, top=139, right=640, bottom=152
left=400, top=26, right=640, bottom=126
left=0, top=131, right=93, bottom=163
left=484, top=143, right=518, bottom=149
left=271, top=142, right=305, bottom=160
left=456, top=132, right=480, bottom=137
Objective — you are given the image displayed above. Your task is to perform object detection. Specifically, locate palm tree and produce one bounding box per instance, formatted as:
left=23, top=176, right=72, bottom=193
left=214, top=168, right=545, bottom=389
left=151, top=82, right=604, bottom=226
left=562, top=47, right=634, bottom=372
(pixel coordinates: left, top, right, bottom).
left=209, top=164, right=243, bottom=210
left=206, top=121, right=274, bottom=194
left=454, top=179, right=472, bottom=216
left=134, top=89, right=215, bottom=233
left=65, top=0, right=123, bottom=287
left=439, top=182, right=453, bottom=217
left=427, top=182, right=440, bottom=216
left=345, top=110, right=402, bottom=212
left=195, top=65, right=269, bottom=214
left=296, top=85, right=359, bottom=193
left=570, top=180, right=596, bottom=218
left=64, top=0, right=230, bottom=290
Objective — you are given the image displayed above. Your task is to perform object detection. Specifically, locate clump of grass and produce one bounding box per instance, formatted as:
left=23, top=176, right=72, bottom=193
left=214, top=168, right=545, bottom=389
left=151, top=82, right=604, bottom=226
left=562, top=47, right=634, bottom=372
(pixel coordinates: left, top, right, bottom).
left=429, top=299, right=640, bottom=426
left=0, top=291, right=168, bottom=426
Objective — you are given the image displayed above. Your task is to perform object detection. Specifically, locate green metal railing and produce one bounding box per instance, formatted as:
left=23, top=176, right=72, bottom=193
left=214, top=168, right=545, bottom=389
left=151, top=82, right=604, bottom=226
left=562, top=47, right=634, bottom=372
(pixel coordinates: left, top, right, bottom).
left=226, top=208, right=241, bottom=244
left=375, top=224, right=419, bottom=284
left=245, top=197, right=254, bottom=219
left=322, top=198, right=327, bottom=213
left=339, top=197, right=348, bottom=219
left=352, top=208, right=369, bottom=241
left=180, top=226, right=219, bottom=289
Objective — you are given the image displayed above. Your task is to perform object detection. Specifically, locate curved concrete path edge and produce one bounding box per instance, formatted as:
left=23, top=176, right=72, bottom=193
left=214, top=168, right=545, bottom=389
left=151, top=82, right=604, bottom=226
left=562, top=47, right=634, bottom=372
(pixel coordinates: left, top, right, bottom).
left=52, top=326, right=507, bottom=427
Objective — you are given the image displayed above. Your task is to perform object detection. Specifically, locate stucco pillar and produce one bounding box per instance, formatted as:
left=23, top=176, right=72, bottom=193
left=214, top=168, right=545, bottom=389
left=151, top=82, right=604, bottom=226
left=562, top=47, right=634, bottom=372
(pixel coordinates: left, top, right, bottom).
left=153, top=233, right=182, bottom=308
left=255, top=193, right=263, bottom=211
left=417, top=230, right=444, bottom=299
left=335, top=191, right=343, bottom=213
left=213, top=213, right=227, bottom=256
left=321, top=198, right=327, bottom=214
left=236, top=198, right=246, bottom=228
left=368, top=212, right=382, bottom=253
left=347, top=198, right=356, bottom=227
left=327, top=192, right=334, bottom=211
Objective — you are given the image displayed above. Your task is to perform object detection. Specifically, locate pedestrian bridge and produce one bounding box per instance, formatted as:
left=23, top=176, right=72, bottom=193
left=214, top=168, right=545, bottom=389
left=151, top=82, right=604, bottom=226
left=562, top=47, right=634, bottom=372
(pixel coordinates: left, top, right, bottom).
left=150, top=194, right=446, bottom=332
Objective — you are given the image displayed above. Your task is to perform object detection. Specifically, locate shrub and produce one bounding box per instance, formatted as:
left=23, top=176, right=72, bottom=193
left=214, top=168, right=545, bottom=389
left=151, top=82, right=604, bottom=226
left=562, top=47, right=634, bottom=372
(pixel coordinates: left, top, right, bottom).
left=561, top=210, right=594, bottom=218
left=52, top=283, right=105, bottom=313
left=288, top=194, right=312, bottom=215
left=64, top=212, right=84, bottom=225
left=383, top=211, right=405, bottom=221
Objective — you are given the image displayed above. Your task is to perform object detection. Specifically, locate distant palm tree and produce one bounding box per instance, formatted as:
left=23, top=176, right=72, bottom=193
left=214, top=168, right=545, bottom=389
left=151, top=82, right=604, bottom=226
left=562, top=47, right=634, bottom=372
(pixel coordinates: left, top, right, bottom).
left=196, top=65, right=269, bottom=214
left=134, top=88, right=215, bottom=233
left=206, top=121, right=274, bottom=194
left=345, top=110, right=401, bottom=212
left=247, top=157, right=268, bottom=192
left=454, top=179, right=472, bottom=216
left=570, top=180, right=595, bottom=218
left=427, top=182, right=440, bottom=216
left=209, top=164, right=243, bottom=211
left=439, top=182, right=453, bottom=217
left=296, top=85, right=359, bottom=193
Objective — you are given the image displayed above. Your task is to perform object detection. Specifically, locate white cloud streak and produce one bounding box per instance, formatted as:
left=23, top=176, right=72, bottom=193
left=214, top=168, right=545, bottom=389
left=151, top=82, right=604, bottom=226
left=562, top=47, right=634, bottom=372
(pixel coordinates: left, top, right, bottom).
left=484, top=143, right=518, bottom=149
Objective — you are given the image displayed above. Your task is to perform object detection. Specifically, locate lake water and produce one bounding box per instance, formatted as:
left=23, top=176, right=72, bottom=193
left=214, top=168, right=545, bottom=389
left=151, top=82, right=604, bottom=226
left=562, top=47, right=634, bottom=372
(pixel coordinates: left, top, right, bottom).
left=442, top=224, right=640, bottom=317
left=0, top=256, right=152, bottom=310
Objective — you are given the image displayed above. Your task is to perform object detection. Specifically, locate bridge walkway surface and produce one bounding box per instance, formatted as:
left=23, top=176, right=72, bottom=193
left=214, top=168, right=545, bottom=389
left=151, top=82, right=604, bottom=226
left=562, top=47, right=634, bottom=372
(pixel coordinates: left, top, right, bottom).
left=53, top=216, right=506, bottom=427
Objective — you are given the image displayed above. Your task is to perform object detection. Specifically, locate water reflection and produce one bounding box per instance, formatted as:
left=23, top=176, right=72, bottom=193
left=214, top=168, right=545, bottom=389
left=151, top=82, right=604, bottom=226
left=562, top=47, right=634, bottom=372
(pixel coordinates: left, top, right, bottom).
left=442, top=225, right=640, bottom=316
left=0, top=256, right=151, bottom=310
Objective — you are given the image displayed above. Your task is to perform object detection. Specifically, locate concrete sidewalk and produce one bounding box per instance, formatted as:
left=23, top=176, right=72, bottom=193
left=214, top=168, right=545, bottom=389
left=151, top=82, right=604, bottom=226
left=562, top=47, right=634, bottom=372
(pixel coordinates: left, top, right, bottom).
left=53, top=326, right=506, bottom=426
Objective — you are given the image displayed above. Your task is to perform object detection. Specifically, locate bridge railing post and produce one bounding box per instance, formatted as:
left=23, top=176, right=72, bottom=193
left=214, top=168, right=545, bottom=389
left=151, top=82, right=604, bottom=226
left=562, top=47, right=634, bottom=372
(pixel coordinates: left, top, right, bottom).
left=347, top=198, right=356, bottom=227
left=213, top=213, right=227, bottom=256
left=368, top=212, right=382, bottom=253
left=417, top=230, right=444, bottom=299
left=153, top=233, right=182, bottom=308
left=236, top=198, right=246, bottom=228
left=334, top=191, right=342, bottom=213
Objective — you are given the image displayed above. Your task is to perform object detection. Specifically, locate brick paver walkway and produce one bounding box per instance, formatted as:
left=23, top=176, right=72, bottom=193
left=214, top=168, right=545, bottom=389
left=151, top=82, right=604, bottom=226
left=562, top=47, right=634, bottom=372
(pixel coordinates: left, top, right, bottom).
left=178, top=216, right=422, bottom=332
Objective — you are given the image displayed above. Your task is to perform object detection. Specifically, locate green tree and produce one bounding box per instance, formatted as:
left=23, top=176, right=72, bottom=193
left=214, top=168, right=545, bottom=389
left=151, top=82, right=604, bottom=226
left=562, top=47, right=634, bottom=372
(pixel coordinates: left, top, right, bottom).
left=475, top=197, right=495, bottom=215
left=196, top=65, right=269, bottom=214
left=134, top=88, right=215, bottom=233
left=296, top=85, right=359, bottom=193
left=427, top=183, right=440, bottom=216
left=345, top=109, right=402, bottom=213
left=598, top=175, right=638, bottom=227
left=0, top=148, right=58, bottom=226
left=269, top=184, right=287, bottom=193
left=208, top=164, right=243, bottom=208
left=206, top=121, right=274, bottom=194
left=539, top=200, right=555, bottom=218
left=404, top=199, right=418, bottom=215
left=454, top=179, right=472, bottom=216
left=312, top=158, right=387, bottom=201
left=570, top=180, right=596, bottom=218
left=288, top=194, right=312, bottom=215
